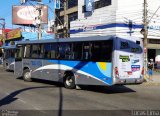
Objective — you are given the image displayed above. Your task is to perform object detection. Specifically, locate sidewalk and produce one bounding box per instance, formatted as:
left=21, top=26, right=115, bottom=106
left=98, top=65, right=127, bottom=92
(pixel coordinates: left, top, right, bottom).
left=142, top=71, right=160, bottom=86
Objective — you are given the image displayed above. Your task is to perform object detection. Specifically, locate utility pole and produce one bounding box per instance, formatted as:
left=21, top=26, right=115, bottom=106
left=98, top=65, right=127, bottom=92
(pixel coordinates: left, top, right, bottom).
left=54, top=8, right=57, bottom=38
left=63, top=0, right=68, bottom=38
left=36, top=5, right=42, bottom=40
left=143, top=0, right=148, bottom=76
left=0, top=18, right=5, bottom=43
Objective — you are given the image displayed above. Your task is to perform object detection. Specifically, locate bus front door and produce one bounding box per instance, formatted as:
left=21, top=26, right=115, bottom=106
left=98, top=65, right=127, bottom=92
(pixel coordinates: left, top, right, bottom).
left=14, top=46, right=23, bottom=78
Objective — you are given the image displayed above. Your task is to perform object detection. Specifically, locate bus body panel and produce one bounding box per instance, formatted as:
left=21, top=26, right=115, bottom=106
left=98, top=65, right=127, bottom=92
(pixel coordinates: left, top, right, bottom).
left=26, top=59, right=113, bottom=85
left=14, top=60, right=23, bottom=77
left=3, top=58, right=15, bottom=71
left=48, top=60, right=113, bottom=85
left=31, top=59, right=60, bottom=81
left=41, top=60, right=60, bottom=81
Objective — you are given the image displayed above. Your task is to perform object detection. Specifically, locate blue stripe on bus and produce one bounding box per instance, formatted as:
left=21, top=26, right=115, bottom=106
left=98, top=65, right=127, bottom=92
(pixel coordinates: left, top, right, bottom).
left=70, top=23, right=143, bottom=34
left=48, top=60, right=112, bottom=85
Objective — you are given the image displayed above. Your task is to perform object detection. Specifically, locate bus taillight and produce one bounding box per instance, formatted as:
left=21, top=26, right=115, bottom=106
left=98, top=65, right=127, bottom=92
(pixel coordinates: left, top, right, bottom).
left=141, top=67, right=144, bottom=75
left=115, top=67, right=119, bottom=77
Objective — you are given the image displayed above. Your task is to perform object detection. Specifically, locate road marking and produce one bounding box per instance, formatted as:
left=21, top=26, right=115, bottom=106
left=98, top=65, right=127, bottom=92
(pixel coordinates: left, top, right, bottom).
left=32, top=106, right=46, bottom=113
left=39, top=110, right=46, bottom=114
left=34, top=107, right=41, bottom=110
left=18, top=99, right=26, bottom=104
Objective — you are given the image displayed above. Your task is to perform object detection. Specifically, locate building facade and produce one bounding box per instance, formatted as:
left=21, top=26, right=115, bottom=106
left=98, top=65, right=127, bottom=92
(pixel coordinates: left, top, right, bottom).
left=55, top=0, right=78, bottom=38
left=70, top=0, right=160, bottom=67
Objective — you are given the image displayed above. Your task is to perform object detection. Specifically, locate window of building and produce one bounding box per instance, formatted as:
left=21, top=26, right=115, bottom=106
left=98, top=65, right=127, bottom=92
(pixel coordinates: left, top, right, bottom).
left=56, top=16, right=64, bottom=26
left=68, top=12, right=78, bottom=22
left=67, top=0, right=78, bottom=9
left=68, top=12, right=78, bottom=29
left=149, top=39, right=160, bottom=44
left=82, top=0, right=112, bottom=13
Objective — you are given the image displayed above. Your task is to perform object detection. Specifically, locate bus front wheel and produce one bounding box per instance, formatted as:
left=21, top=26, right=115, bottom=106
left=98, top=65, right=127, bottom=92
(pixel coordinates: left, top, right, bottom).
left=64, top=75, right=76, bottom=89
left=23, top=69, right=32, bottom=82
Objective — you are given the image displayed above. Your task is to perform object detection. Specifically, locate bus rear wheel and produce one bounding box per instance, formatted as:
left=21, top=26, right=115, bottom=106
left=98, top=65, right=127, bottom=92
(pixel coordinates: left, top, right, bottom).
left=64, top=75, right=76, bottom=89
left=23, top=69, right=32, bottom=82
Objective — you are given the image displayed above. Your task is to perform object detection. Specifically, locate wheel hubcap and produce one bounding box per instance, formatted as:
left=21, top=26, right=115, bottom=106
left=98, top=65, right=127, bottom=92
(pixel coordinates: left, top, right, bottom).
left=24, top=72, right=31, bottom=79
left=66, top=78, right=73, bottom=86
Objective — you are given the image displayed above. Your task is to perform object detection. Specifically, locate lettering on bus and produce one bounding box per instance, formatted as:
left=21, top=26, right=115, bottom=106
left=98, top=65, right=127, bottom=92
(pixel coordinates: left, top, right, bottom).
left=131, top=59, right=140, bottom=64
left=119, top=55, right=130, bottom=62
left=131, top=65, right=140, bottom=72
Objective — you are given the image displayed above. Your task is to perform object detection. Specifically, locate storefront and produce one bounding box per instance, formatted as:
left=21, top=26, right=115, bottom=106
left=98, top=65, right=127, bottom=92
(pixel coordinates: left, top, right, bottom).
left=4, top=28, right=22, bottom=46
left=148, top=38, right=160, bottom=69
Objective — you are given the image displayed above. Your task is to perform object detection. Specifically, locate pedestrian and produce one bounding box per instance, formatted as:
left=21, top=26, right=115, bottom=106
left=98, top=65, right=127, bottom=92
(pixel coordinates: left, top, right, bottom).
left=148, top=62, right=153, bottom=81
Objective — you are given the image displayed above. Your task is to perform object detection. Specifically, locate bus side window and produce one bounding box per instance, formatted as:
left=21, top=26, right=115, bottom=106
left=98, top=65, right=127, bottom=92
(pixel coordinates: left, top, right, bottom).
left=50, top=44, right=57, bottom=59
left=44, top=44, right=51, bottom=59
left=91, top=42, right=101, bottom=61
left=58, top=43, right=70, bottom=59
left=83, top=42, right=92, bottom=60
left=40, top=44, right=44, bottom=58
left=16, top=45, right=23, bottom=59
left=64, top=43, right=72, bottom=60
left=100, top=41, right=113, bottom=62
left=72, top=42, right=82, bottom=60
left=24, top=45, right=31, bottom=58
left=31, top=44, right=41, bottom=59
left=10, top=49, right=15, bottom=58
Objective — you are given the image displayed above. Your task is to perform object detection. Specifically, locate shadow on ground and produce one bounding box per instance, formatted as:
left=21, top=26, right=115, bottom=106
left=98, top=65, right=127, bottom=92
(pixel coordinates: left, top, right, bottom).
left=16, top=77, right=136, bottom=94
left=79, top=85, right=136, bottom=94
left=0, top=86, right=56, bottom=107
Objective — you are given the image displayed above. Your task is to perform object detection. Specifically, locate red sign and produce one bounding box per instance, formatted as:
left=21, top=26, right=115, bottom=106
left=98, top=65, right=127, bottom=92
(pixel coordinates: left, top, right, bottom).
left=12, top=5, right=48, bottom=25
left=6, top=29, right=21, bottom=40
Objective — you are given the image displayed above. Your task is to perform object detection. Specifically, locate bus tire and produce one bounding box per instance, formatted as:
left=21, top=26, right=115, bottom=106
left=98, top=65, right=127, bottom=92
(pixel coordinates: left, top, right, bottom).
left=23, top=69, right=32, bottom=82
left=64, top=74, right=76, bottom=89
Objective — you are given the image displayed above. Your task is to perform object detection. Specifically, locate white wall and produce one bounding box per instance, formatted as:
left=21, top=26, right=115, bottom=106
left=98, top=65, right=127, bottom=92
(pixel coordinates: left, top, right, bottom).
left=147, top=0, right=160, bottom=39
left=70, top=0, right=117, bottom=37
left=116, top=0, right=160, bottom=39
left=115, top=0, right=143, bottom=37
left=70, top=0, right=160, bottom=39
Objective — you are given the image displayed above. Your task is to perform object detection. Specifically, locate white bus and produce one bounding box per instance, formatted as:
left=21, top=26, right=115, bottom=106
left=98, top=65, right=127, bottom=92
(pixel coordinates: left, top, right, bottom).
left=14, top=35, right=144, bottom=89
left=1, top=45, right=16, bottom=71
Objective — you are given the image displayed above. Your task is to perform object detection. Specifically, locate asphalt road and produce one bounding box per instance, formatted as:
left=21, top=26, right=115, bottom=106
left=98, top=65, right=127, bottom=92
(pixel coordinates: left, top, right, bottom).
left=0, top=65, right=160, bottom=116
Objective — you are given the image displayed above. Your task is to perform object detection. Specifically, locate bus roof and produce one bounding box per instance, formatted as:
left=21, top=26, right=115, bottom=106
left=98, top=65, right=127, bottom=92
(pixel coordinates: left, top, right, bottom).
left=16, top=35, right=115, bottom=45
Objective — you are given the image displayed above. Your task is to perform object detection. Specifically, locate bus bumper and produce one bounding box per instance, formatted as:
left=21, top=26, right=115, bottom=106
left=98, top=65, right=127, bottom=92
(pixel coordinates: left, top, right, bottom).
left=115, top=76, right=144, bottom=84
